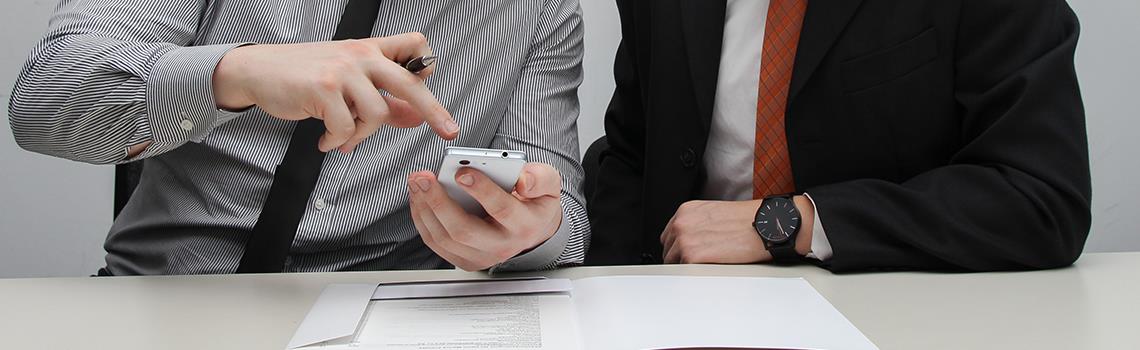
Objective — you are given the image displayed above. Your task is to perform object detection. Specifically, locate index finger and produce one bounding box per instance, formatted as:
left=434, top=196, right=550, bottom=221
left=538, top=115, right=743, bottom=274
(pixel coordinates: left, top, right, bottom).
left=369, top=58, right=458, bottom=140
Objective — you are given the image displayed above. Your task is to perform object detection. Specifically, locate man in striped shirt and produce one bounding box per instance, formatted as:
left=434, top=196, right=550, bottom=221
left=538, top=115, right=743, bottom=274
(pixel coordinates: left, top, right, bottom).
left=8, top=0, right=590, bottom=275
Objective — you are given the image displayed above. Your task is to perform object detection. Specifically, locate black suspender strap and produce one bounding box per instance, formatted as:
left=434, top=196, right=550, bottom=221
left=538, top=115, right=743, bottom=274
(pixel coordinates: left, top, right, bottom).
left=236, top=0, right=383, bottom=273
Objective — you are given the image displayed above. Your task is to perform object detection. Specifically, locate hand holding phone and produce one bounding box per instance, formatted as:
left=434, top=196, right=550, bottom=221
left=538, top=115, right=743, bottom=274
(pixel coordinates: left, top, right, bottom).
left=437, top=147, right=527, bottom=216
left=407, top=147, right=565, bottom=271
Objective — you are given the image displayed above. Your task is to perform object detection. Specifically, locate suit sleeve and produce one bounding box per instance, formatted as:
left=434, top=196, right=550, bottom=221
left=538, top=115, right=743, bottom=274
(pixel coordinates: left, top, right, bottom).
left=584, top=0, right=648, bottom=265
left=808, top=1, right=1091, bottom=272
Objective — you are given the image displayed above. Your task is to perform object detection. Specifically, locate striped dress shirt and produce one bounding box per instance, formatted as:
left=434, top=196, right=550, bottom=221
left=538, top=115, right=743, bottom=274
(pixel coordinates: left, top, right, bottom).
left=8, top=0, right=589, bottom=275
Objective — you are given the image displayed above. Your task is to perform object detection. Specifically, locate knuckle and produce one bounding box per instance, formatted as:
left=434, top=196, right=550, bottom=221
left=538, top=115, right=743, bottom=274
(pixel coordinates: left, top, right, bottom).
left=350, top=128, right=371, bottom=140
left=674, top=235, right=691, bottom=250
left=313, top=73, right=341, bottom=93
left=327, top=56, right=356, bottom=73
left=673, top=202, right=708, bottom=230
left=677, top=236, right=701, bottom=253
left=353, top=109, right=380, bottom=125
left=672, top=214, right=694, bottom=232
left=407, top=32, right=429, bottom=46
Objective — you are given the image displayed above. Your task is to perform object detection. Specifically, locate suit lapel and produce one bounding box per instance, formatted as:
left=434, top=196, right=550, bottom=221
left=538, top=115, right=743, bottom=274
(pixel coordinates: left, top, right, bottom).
left=677, top=0, right=727, bottom=132
left=789, top=0, right=863, bottom=101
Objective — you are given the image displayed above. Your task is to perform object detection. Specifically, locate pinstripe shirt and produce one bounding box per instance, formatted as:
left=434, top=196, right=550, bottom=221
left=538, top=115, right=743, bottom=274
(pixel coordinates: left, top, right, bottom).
left=8, top=0, right=589, bottom=275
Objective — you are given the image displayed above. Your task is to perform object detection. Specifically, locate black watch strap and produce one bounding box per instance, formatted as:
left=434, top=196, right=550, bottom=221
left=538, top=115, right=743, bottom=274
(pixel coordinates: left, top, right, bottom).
left=767, top=242, right=800, bottom=263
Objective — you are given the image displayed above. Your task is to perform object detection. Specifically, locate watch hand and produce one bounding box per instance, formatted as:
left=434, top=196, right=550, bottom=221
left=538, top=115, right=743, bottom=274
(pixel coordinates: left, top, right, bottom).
left=776, top=218, right=786, bottom=237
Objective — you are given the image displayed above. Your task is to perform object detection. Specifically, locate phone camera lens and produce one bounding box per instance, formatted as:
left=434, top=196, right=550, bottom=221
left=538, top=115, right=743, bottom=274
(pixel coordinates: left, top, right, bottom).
left=502, top=152, right=509, bottom=158
left=459, top=160, right=470, bottom=165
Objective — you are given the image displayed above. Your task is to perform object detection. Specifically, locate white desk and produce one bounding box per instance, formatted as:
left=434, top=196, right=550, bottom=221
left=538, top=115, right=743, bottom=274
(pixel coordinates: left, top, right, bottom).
left=1, top=252, right=1137, bottom=349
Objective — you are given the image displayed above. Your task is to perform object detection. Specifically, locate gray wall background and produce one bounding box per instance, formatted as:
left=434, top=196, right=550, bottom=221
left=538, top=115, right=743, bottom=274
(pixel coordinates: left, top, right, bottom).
left=1, top=1, right=1136, bottom=278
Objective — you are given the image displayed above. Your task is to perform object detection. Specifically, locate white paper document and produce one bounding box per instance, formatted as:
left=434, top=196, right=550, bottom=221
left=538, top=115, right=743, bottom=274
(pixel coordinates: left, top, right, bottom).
left=358, top=294, right=581, bottom=349
left=290, top=276, right=877, bottom=350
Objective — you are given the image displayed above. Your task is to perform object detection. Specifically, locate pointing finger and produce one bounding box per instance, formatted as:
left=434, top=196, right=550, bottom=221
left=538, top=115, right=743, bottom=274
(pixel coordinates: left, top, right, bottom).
left=382, top=95, right=425, bottom=128
left=368, top=58, right=458, bottom=140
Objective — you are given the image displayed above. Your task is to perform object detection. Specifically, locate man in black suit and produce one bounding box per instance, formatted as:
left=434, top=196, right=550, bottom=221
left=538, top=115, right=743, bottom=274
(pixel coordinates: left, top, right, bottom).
left=586, top=0, right=1091, bottom=272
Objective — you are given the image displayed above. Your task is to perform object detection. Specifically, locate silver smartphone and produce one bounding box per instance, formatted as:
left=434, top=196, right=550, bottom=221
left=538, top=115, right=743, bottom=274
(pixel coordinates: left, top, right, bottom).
left=438, top=146, right=528, bottom=216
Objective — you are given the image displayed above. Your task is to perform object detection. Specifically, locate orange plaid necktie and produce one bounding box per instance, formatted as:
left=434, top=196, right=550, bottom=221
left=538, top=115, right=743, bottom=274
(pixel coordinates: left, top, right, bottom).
left=753, top=0, right=807, bottom=199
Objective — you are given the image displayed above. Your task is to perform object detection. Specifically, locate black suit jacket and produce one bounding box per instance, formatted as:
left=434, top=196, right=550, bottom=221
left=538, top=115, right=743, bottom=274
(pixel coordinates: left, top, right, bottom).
left=586, top=0, right=1091, bottom=272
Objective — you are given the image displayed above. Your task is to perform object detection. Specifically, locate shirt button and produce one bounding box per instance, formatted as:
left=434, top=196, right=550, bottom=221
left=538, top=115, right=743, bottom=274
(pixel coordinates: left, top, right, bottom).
left=680, top=148, right=697, bottom=168
left=179, top=119, right=194, bottom=131
left=314, top=199, right=327, bottom=211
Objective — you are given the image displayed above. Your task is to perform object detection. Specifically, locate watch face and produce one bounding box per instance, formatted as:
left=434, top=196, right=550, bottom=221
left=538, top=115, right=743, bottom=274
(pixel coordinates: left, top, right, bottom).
left=755, top=198, right=799, bottom=244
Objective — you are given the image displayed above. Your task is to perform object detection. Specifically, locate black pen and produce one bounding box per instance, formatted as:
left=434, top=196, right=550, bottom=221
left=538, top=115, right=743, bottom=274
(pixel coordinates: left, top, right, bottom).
left=403, top=55, right=438, bottom=73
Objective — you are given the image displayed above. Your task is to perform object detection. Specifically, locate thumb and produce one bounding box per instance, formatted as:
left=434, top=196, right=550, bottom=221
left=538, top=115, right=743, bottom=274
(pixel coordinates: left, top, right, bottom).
left=515, top=163, right=561, bottom=199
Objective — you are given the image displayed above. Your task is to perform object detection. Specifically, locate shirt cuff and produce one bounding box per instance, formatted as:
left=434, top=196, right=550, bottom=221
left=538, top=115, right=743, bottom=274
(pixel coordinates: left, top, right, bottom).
left=803, top=193, right=834, bottom=261
left=137, top=42, right=250, bottom=159
left=489, top=206, right=573, bottom=273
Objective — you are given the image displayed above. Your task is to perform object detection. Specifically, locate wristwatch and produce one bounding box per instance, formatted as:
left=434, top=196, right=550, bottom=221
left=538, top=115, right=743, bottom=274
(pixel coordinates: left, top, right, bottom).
left=753, top=195, right=802, bottom=263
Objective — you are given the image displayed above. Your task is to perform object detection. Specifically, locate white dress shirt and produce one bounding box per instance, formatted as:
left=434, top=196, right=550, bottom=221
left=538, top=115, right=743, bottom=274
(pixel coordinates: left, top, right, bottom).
left=701, top=0, right=832, bottom=260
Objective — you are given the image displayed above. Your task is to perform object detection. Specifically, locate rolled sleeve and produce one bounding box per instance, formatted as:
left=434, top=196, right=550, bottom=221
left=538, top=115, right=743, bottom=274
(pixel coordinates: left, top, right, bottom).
left=138, top=43, right=249, bottom=159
